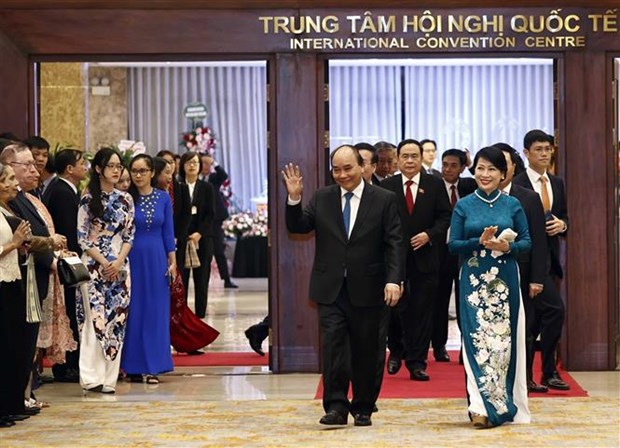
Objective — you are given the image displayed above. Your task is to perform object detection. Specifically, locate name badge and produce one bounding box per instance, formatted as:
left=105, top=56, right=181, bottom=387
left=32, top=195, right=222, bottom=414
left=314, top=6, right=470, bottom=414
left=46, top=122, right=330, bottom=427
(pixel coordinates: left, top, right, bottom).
left=191, top=206, right=197, bottom=215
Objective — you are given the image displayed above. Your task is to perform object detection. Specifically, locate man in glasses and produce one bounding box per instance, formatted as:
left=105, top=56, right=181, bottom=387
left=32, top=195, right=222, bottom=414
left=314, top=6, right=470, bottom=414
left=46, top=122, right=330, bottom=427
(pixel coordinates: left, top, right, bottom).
left=23, top=136, right=55, bottom=200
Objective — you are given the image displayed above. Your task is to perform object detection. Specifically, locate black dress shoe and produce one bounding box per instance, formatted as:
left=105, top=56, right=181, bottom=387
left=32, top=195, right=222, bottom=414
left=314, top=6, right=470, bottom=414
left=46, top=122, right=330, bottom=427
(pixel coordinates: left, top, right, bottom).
left=23, top=408, right=40, bottom=416
left=387, top=356, right=402, bottom=375
left=245, top=328, right=265, bottom=356
left=372, top=404, right=378, bottom=413
left=433, top=347, right=450, bottom=362
left=319, top=410, right=348, bottom=425
left=528, top=380, right=549, bottom=393
left=410, top=369, right=430, bottom=381
left=6, top=415, right=30, bottom=422
left=224, top=280, right=238, bottom=289
left=55, top=372, right=80, bottom=383
left=0, top=418, right=15, bottom=428
left=541, top=372, right=570, bottom=390
left=353, top=414, right=372, bottom=427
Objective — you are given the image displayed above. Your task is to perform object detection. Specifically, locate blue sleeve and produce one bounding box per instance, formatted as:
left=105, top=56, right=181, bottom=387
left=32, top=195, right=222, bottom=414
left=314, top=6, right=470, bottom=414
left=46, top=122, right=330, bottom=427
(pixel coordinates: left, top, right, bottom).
left=162, top=193, right=176, bottom=254
left=448, top=202, right=481, bottom=255
left=509, top=201, right=531, bottom=255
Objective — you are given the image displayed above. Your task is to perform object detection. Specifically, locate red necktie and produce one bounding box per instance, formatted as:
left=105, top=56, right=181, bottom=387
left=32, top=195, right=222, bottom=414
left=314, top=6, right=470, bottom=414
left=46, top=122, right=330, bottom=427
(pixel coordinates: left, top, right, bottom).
left=405, top=180, right=414, bottom=214
left=450, top=185, right=457, bottom=208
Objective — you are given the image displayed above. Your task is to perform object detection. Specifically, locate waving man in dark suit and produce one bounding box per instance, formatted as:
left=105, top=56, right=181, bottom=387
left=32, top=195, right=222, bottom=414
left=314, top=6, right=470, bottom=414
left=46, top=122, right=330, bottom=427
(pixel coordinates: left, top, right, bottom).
left=284, top=145, right=403, bottom=428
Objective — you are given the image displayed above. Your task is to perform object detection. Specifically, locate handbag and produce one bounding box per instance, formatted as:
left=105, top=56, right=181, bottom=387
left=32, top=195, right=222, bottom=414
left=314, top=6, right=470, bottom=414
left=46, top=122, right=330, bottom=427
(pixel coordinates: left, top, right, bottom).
left=185, top=240, right=201, bottom=269
left=57, top=256, right=91, bottom=287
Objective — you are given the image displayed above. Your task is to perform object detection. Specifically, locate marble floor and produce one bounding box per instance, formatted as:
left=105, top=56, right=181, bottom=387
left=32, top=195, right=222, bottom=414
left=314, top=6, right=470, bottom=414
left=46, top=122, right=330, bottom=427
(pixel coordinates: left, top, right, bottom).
left=5, top=277, right=620, bottom=447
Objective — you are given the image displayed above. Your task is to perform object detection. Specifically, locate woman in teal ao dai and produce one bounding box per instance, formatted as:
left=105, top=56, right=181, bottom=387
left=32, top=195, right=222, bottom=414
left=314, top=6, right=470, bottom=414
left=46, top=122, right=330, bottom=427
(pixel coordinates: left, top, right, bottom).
left=448, top=147, right=531, bottom=428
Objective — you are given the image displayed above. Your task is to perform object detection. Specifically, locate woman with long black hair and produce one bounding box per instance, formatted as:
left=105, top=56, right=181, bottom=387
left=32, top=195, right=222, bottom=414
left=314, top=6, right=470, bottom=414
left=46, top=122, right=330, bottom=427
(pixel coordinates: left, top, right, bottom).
left=76, top=147, right=134, bottom=394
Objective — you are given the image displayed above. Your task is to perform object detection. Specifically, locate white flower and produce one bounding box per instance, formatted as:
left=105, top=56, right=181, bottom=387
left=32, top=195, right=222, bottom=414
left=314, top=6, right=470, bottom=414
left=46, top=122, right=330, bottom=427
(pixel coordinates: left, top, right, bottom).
left=467, top=291, right=480, bottom=306
left=490, top=267, right=499, bottom=275
left=469, top=274, right=480, bottom=287
left=480, top=250, right=487, bottom=258
left=496, top=282, right=505, bottom=293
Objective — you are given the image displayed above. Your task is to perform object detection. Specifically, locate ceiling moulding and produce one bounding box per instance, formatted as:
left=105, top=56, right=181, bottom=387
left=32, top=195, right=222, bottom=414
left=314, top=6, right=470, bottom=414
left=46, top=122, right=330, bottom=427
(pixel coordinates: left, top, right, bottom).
left=0, top=0, right=615, bottom=9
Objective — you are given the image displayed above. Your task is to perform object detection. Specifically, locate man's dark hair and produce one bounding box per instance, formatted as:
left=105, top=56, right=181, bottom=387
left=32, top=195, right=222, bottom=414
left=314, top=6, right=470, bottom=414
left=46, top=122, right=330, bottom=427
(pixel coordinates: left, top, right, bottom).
left=396, top=139, right=422, bottom=157
left=546, top=133, right=555, bottom=146
left=354, top=142, right=378, bottom=164
left=492, top=142, right=526, bottom=176
left=474, top=146, right=508, bottom=177
left=23, top=136, right=50, bottom=151
left=54, top=149, right=83, bottom=175
left=420, top=139, right=437, bottom=148
left=374, top=141, right=396, bottom=151
left=329, top=145, right=363, bottom=167
left=523, top=129, right=550, bottom=150
left=441, top=148, right=467, bottom=166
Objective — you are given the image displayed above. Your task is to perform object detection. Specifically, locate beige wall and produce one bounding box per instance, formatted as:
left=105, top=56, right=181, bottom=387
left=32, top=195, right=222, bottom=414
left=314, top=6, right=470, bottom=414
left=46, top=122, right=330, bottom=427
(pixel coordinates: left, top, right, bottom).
left=40, top=63, right=86, bottom=150
left=87, top=66, right=128, bottom=150
left=39, top=63, right=128, bottom=152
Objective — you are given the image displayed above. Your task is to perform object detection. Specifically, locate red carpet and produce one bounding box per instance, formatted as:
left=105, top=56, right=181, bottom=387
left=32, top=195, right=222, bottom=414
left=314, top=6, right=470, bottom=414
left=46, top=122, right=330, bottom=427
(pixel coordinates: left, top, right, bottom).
left=314, top=351, right=588, bottom=399
left=171, top=351, right=268, bottom=367
left=43, top=351, right=268, bottom=368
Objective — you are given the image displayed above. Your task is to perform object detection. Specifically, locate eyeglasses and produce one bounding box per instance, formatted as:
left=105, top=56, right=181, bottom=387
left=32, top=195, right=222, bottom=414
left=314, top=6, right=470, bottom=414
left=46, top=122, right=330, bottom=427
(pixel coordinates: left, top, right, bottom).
left=184, top=161, right=200, bottom=166
left=105, top=163, right=124, bottom=171
left=10, top=161, right=37, bottom=168
left=130, top=168, right=152, bottom=176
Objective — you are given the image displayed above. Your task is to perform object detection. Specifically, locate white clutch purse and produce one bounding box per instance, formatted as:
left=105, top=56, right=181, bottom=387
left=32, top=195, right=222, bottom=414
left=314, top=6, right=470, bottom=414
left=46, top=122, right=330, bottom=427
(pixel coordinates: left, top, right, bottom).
left=492, top=228, right=517, bottom=257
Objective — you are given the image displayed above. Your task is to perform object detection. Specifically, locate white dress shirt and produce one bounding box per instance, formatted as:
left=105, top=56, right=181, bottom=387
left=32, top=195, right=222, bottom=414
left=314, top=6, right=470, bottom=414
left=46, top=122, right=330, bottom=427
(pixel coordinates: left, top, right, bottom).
left=187, top=181, right=196, bottom=201
left=526, top=167, right=554, bottom=209
left=402, top=172, right=421, bottom=202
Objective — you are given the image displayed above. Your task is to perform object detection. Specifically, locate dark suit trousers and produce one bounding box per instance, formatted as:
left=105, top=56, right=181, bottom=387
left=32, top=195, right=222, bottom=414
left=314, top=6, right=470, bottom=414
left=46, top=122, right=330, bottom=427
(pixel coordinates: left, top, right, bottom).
left=400, top=258, right=437, bottom=371
left=432, top=246, right=459, bottom=350
left=520, top=269, right=565, bottom=378
left=386, top=308, right=404, bottom=357
left=0, top=281, right=27, bottom=416
left=52, top=286, right=80, bottom=376
left=181, top=237, right=214, bottom=318
left=212, top=221, right=231, bottom=281
left=318, top=283, right=384, bottom=416
left=374, top=303, right=391, bottom=402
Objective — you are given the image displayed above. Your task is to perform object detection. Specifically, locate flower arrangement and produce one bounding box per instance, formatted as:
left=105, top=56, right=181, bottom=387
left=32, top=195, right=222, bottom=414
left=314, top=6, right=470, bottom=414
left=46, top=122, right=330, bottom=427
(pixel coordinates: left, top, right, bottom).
left=223, top=209, right=268, bottom=239
left=181, top=126, right=217, bottom=154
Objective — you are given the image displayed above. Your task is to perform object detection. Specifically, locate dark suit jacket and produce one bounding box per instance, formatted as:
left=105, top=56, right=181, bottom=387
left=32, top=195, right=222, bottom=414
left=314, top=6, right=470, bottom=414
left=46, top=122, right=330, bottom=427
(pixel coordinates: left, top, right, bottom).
left=509, top=184, right=548, bottom=286
left=171, top=180, right=191, bottom=243
left=369, top=174, right=381, bottom=186
left=424, top=167, right=442, bottom=178
left=286, top=183, right=403, bottom=307
left=44, top=177, right=80, bottom=255
left=187, top=180, right=215, bottom=239
left=513, top=172, right=568, bottom=278
left=456, top=177, right=477, bottom=198
left=206, top=165, right=230, bottom=222
left=9, top=190, right=53, bottom=300
left=381, top=172, right=452, bottom=274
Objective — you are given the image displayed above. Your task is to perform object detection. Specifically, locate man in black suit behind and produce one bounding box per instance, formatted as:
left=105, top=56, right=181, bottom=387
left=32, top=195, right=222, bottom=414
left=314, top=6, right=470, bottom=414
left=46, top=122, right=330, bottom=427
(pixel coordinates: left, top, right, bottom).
left=513, top=129, right=570, bottom=390
left=495, top=142, right=550, bottom=393
left=200, top=154, right=237, bottom=288
left=431, top=149, right=477, bottom=362
left=284, top=145, right=403, bottom=427
left=381, top=139, right=451, bottom=381
left=44, top=149, right=88, bottom=382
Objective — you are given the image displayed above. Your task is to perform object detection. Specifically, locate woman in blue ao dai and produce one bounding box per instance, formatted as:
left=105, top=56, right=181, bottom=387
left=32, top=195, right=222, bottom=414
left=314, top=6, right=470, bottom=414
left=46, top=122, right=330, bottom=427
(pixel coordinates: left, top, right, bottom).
left=448, top=147, right=531, bottom=429
left=121, top=155, right=176, bottom=384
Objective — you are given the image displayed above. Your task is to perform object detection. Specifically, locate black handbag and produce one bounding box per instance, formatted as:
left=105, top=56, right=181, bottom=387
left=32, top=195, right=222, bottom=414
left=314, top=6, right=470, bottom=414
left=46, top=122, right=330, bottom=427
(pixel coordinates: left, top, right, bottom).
left=57, top=256, right=91, bottom=287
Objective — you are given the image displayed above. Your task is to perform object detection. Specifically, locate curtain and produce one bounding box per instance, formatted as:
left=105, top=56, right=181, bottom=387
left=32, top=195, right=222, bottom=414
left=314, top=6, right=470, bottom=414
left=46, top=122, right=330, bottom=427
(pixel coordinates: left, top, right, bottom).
left=328, top=65, right=402, bottom=148
left=328, top=60, right=553, bottom=169
left=404, top=62, right=554, bottom=166
left=127, top=65, right=267, bottom=212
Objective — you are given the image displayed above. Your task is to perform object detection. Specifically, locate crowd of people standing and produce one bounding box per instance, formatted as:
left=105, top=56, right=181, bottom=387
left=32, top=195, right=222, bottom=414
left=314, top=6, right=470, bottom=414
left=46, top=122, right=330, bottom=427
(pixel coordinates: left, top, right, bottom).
left=0, top=135, right=230, bottom=428
left=0, top=128, right=570, bottom=431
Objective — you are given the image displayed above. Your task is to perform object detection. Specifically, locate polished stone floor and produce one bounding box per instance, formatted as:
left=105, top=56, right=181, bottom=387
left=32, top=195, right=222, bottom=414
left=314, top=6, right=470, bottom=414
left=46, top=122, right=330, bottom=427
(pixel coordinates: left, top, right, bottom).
left=5, top=277, right=620, bottom=447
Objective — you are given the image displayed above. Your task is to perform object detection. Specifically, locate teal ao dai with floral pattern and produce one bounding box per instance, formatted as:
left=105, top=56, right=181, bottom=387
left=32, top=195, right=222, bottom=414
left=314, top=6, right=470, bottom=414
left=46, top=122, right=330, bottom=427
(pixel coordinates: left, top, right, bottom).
left=448, top=189, right=531, bottom=426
